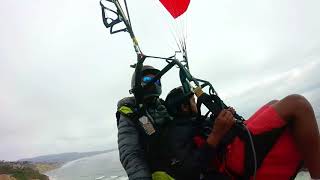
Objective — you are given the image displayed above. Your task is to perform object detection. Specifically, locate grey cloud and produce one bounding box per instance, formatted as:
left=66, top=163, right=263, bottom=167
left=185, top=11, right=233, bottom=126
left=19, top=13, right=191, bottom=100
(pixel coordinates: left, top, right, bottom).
left=224, top=60, right=320, bottom=118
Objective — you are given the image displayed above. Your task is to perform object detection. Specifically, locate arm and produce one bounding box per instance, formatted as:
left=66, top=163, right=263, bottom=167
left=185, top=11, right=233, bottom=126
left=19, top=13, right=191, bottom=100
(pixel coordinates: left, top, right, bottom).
left=117, top=114, right=152, bottom=180
left=170, top=110, right=235, bottom=178
left=206, top=109, right=235, bottom=147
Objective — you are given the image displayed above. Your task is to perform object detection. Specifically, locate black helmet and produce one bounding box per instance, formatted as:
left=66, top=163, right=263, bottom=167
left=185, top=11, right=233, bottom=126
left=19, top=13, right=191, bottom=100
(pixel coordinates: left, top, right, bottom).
left=165, top=86, right=194, bottom=116
left=131, top=65, right=162, bottom=98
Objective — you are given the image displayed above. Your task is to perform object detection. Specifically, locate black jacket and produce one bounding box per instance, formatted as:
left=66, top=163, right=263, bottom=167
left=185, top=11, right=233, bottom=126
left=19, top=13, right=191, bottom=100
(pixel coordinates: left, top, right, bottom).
left=165, top=116, right=231, bottom=180
left=117, top=97, right=227, bottom=180
left=165, top=117, right=211, bottom=180
left=117, top=97, right=173, bottom=180
left=117, top=97, right=151, bottom=179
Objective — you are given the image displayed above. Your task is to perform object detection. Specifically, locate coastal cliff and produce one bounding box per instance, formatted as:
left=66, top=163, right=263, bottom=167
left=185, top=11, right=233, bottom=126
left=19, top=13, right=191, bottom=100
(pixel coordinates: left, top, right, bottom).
left=0, top=161, right=49, bottom=180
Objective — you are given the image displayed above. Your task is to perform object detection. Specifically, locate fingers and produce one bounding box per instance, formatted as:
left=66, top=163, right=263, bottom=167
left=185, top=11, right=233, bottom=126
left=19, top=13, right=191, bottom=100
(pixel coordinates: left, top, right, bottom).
left=219, top=109, right=233, bottom=120
left=227, top=107, right=236, bottom=114
left=219, top=109, right=228, bottom=117
left=216, top=110, right=234, bottom=126
left=210, top=109, right=235, bottom=144
left=218, top=109, right=231, bottom=117
left=225, top=110, right=233, bottom=120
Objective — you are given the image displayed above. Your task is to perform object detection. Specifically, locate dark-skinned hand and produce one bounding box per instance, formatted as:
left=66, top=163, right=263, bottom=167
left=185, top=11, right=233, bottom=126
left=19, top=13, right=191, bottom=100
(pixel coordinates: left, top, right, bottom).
left=206, top=109, right=235, bottom=147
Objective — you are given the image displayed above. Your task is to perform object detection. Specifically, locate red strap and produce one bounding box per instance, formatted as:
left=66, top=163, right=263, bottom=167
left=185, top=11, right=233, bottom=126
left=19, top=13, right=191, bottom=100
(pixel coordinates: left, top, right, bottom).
left=193, top=136, right=206, bottom=148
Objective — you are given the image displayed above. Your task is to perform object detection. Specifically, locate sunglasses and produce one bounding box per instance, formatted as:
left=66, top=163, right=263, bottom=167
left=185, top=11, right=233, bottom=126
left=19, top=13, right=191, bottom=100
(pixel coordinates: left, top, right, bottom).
left=142, top=76, right=161, bottom=85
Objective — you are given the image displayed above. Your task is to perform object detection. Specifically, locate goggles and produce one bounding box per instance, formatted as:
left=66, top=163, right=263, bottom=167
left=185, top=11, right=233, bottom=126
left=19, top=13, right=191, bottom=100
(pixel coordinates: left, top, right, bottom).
left=142, top=76, right=161, bottom=86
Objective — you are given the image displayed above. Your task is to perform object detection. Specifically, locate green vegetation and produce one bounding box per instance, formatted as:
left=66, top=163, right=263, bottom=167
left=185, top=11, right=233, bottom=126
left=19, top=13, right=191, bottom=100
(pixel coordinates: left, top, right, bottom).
left=34, top=162, right=62, bottom=173
left=0, top=161, right=49, bottom=180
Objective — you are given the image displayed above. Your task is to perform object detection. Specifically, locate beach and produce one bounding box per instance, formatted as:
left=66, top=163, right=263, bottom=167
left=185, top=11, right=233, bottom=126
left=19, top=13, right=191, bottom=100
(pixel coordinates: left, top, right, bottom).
left=45, top=150, right=311, bottom=180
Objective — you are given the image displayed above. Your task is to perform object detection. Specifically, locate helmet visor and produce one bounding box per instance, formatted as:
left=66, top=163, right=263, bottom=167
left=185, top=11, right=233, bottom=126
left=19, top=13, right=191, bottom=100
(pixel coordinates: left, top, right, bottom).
left=142, top=76, right=161, bottom=86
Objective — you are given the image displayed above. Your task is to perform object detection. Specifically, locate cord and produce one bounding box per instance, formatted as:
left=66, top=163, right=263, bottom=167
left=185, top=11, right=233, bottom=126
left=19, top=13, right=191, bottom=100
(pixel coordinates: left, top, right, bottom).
left=243, top=124, right=257, bottom=180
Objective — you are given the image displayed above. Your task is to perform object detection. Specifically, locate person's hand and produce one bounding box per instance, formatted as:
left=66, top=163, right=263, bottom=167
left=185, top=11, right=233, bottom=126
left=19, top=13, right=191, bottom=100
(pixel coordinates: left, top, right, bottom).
left=206, top=109, right=235, bottom=147
left=227, top=106, right=235, bottom=115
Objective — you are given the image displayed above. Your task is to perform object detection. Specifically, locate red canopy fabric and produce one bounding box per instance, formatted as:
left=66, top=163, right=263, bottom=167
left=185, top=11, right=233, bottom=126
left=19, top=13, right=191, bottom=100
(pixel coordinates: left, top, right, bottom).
left=160, top=0, right=190, bottom=18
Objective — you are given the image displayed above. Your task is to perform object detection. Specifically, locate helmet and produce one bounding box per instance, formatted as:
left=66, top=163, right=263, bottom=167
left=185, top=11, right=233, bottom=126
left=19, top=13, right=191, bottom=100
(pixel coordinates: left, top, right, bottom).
left=131, top=65, right=162, bottom=98
left=165, top=86, right=194, bottom=116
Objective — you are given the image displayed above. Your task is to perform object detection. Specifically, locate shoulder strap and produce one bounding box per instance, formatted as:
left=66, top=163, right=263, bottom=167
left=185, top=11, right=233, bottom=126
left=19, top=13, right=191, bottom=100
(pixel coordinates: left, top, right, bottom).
left=116, top=103, right=139, bottom=125
left=118, top=105, right=135, bottom=115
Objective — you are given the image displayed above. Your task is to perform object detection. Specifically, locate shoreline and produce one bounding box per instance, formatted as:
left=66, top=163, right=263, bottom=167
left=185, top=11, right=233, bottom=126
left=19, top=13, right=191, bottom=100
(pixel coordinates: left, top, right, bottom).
left=43, top=153, right=110, bottom=179
left=34, top=162, right=64, bottom=174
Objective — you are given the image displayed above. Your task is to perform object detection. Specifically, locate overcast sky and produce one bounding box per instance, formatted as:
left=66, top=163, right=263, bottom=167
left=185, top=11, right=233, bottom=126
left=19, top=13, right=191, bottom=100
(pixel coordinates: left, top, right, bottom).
left=1, top=0, right=320, bottom=161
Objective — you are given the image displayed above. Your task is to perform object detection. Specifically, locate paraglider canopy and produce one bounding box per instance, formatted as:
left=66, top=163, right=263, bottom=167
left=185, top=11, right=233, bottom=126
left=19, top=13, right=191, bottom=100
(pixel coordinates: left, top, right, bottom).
left=160, top=0, right=190, bottom=18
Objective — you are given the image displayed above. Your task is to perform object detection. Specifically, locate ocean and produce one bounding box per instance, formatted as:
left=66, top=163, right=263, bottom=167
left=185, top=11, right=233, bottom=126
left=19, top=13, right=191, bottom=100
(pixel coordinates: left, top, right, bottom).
left=46, top=151, right=310, bottom=180
left=46, top=151, right=127, bottom=180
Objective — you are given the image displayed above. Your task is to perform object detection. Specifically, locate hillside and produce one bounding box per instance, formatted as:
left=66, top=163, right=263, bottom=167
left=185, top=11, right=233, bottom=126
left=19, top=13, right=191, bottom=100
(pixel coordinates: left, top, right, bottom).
left=0, top=149, right=118, bottom=179
left=19, top=149, right=117, bottom=164
left=0, top=161, right=49, bottom=180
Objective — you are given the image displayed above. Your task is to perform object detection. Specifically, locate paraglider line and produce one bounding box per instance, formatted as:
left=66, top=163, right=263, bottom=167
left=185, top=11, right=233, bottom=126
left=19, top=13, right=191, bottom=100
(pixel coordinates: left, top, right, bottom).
left=124, top=0, right=132, bottom=27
